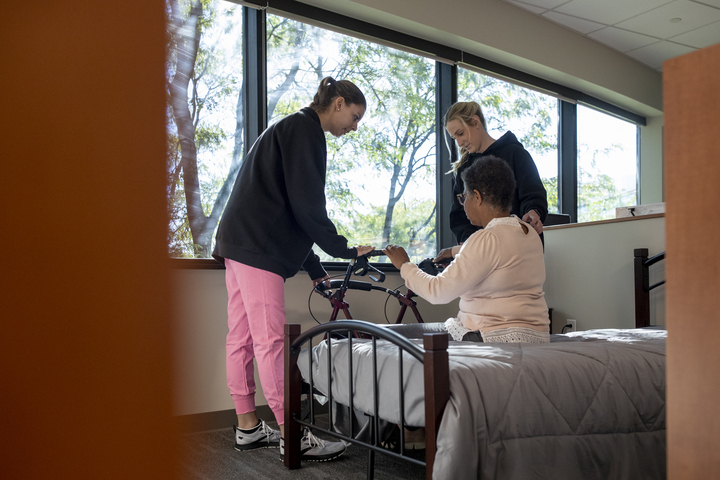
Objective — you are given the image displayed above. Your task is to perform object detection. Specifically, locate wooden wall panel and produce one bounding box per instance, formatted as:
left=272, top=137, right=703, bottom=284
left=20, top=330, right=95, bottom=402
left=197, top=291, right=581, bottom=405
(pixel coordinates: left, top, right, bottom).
left=0, top=2, right=176, bottom=478
left=664, top=42, right=720, bottom=478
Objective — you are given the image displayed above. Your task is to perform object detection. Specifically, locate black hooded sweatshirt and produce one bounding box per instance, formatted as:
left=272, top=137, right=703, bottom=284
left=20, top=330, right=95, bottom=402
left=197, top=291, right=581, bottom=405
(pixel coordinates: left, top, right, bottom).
left=450, top=131, right=548, bottom=244
left=213, top=107, right=356, bottom=280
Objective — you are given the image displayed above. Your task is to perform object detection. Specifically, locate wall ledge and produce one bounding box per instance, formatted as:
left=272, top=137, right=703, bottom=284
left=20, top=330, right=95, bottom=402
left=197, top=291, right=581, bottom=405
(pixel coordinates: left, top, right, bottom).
left=545, top=213, right=664, bottom=231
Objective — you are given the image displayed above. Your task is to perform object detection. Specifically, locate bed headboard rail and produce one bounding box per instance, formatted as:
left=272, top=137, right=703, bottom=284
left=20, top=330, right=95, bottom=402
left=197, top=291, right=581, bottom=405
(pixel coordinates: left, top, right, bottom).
left=634, top=248, right=666, bottom=328
left=284, top=320, right=449, bottom=480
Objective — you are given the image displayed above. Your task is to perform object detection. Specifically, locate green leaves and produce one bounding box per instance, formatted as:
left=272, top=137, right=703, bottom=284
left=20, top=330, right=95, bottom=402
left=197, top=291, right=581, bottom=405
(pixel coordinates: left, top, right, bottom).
left=166, top=0, right=243, bottom=257
left=167, top=8, right=593, bottom=259
left=266, top=16, right=438, bottom=260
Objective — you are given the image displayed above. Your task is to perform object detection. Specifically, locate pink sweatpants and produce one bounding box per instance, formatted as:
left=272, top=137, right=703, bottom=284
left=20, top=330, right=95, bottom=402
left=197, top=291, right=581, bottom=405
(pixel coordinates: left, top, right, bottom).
left=224, top=259, right=285, bottom=425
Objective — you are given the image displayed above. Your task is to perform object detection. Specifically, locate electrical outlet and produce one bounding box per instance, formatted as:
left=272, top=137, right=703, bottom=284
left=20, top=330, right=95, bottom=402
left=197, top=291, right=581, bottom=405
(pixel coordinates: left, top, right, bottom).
left=567, top=319, right=576, bottom=332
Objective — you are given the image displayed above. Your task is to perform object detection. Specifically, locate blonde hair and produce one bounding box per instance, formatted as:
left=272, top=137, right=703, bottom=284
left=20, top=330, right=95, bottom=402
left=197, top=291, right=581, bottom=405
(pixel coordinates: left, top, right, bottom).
left=444, top=101, right=487, bottom=173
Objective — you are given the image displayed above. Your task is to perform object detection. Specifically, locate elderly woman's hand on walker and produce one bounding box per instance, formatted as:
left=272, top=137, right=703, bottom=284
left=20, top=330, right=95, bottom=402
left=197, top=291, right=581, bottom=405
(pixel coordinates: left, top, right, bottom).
left=383, top=244, right=411, bottom=270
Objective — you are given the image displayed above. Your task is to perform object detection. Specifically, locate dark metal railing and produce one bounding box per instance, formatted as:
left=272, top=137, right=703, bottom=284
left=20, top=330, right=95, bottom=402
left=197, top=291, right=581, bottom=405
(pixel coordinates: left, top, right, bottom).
left=634, top=248, right=666, bottom=328
left=284, top=320, right=448, bottom=480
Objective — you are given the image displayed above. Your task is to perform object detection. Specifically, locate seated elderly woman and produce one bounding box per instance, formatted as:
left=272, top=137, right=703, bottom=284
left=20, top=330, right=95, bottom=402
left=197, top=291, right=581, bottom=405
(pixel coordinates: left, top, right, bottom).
left=384, top=155, right=550, bottom=343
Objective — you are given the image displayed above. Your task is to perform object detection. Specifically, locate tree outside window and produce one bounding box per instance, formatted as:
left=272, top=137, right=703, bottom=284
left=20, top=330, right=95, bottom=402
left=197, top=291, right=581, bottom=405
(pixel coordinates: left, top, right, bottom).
left=166, top=0, right=437, bottom=261
left=577, top=105, right=638, bottom=222
left=266, top=15, right=437, bottom=263
left=167, top=0, right=244, bottom=258
left=165, top=1, right=641, bottom=261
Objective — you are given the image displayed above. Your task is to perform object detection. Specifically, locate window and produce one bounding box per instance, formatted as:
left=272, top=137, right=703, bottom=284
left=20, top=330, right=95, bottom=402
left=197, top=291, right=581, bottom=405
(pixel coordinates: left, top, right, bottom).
left=576, top=105, right=638, bottom=222
left=457, top=68, right=559, bottom=213
left=165, top=0, right=645, bottom=262
left=166, top=0, right=244, bottom=258
left=267, top=15, right=437, bottom=263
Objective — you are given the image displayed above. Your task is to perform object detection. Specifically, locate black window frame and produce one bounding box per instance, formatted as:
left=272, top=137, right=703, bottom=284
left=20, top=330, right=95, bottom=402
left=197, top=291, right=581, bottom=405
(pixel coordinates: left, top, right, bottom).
left=173, top=0, right=646, bottom=268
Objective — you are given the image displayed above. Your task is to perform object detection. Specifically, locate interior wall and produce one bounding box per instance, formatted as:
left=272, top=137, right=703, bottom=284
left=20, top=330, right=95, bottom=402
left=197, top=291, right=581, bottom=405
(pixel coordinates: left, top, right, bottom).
left=664, top=43, right=720, bottom=479
left=640, top=115, right=665, bottom=205
left=175, top=213, right=666, bottom=416
left=1, top=2, right=175, bottom=478
left=172, top=269, right=459, bottom=415
left=544, top=216, right=666, bottom=333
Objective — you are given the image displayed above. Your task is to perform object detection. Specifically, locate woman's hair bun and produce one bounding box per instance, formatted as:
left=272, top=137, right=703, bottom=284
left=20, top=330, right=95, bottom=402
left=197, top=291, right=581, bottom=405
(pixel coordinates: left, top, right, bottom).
left=310, top=76, right=366, bottom=112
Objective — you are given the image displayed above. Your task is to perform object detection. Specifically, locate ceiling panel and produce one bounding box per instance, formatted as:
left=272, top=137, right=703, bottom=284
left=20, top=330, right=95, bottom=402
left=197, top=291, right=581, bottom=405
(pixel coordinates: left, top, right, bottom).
left=625, top=39, right=696, bottom=68
left=513, top=0, right=569, bottom=9
left=588, top=27, right=661, bottom=52
left=504, top=0, right=720, bottom=70
left=615, top=0, right=720, bottom=38
left=507, top=0, right=549, bottom=15
left=554, top=0, right=673, bottom=25
left=669, top=20, right=720, bottom=47
left=692, top=0, right=720, bottom=8
left=542, top=11, right=606, bottom=33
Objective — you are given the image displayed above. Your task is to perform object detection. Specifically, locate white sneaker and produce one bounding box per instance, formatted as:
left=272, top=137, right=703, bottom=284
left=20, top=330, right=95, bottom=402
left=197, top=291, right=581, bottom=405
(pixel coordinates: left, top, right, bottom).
left=280, top=428, right=347, bottom=462
left=234, top=420, right=281, bottom=451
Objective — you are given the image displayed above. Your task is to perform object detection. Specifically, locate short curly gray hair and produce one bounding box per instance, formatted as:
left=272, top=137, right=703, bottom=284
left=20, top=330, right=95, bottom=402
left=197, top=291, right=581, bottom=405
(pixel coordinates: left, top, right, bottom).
left=460, top=155, right=516, bottom=212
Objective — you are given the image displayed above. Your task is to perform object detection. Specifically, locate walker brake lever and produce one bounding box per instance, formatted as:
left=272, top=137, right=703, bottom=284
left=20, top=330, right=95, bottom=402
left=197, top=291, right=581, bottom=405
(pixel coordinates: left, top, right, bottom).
left=353, top=251, right=386, bottom=283
left=417, top=257, right=446, bottom=275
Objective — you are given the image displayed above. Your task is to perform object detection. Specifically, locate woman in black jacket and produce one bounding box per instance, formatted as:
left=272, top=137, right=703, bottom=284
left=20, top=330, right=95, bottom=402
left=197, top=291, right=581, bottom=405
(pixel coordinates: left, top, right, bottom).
left=436, top=101, right=548, bottom=261
left=213, top=77, right=374, bottom=460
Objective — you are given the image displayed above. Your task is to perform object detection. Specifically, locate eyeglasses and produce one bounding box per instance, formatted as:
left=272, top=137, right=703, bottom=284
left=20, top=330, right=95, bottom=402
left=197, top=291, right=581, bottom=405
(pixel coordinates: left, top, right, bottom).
left=457, top=191, right=482, bottom=205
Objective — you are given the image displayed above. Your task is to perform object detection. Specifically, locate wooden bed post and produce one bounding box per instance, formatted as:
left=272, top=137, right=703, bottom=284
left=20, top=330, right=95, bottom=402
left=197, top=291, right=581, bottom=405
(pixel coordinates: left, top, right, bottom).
left=284, top=324, right=302, bottom=469
left=423, top=332, right=450, bottom=480
left=634, top=248, right=650, bottom=328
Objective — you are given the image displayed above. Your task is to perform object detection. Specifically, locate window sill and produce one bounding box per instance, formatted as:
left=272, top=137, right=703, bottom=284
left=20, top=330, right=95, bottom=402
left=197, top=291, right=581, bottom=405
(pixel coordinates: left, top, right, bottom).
left=170, top=258, right=224, bottom=269
left=169, top=258, right=399, bottom=272
left=544, top=213, right=664, bottom=231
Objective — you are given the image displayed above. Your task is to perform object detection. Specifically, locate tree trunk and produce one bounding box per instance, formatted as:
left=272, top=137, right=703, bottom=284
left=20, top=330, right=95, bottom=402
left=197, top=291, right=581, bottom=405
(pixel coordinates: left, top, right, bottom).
left=168, top=0, right=207, bottom=255
left=196, top=80, right=246, bottom=255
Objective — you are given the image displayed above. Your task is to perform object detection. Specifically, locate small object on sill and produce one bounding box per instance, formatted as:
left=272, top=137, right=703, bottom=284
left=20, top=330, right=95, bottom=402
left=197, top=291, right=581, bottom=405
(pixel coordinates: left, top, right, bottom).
left=615, top=202, right=665, bottom=218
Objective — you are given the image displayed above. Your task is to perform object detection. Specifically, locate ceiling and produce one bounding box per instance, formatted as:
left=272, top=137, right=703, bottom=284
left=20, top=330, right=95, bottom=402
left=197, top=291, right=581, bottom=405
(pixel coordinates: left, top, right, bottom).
left=504, top=0, right=720, bottom=70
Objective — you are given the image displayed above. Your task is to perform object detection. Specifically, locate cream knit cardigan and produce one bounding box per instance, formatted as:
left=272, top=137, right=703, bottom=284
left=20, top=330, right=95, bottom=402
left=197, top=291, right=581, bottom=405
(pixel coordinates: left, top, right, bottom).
left=400, top=216, right=550, bottom=342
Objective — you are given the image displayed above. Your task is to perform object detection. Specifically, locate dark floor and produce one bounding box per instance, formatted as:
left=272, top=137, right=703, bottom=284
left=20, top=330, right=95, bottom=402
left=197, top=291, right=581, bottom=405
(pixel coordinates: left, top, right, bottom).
left=179, top=418, right=427, bottom=480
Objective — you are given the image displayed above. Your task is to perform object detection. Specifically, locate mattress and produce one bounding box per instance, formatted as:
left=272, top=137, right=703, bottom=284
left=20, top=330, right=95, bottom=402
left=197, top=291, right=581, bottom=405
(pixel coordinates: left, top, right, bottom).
left=297, top=327, right=666, bottom=479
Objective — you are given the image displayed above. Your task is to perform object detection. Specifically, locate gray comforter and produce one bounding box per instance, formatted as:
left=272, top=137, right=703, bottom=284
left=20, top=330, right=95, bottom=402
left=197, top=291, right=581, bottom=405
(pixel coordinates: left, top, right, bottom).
left=298, top=328, right=666, bottom=480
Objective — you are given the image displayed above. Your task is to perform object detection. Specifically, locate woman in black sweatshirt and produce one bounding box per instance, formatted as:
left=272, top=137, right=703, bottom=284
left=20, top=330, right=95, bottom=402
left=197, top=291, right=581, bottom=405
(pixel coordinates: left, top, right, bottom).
left=213, top=77, right=373, bottom=459
left=437, top=101, right=548, bottom=260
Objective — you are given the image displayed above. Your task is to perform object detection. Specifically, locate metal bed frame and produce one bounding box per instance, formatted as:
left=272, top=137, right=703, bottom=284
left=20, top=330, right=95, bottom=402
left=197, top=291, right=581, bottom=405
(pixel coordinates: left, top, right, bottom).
left=283, top=320, right=448, bottom=480
left=634, top=248, right=666, bottom=328
left=281, top=247, right=666, bottom=478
